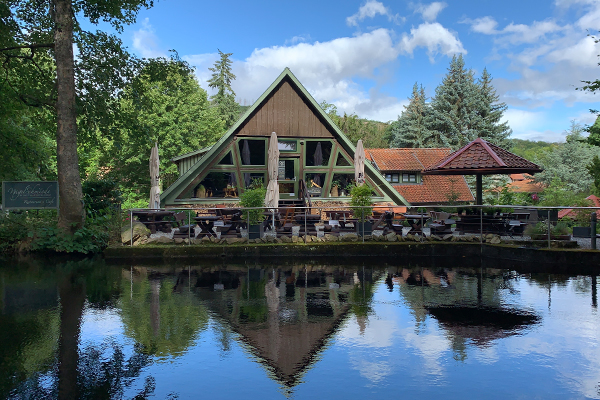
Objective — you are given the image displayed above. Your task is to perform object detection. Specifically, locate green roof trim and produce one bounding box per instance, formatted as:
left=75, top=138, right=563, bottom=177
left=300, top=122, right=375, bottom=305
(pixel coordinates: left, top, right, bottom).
left=171, top=146, right=213, bottom=162
left=161, top=68, right=410, bottom=206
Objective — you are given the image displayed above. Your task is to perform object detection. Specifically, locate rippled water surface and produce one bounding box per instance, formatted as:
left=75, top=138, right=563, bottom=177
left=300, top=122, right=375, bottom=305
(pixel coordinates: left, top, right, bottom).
left=2, top=257, right=600, bottom=399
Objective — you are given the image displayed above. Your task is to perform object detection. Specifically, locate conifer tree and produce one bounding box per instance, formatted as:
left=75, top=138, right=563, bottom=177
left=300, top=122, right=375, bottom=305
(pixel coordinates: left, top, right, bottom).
left=207, top=50, right=239, bottom=129
left=427, top=54, right=482, bottom=150
left=476, top=68, right=511, bottom=148
left=390, top=83, right=433, bottom=148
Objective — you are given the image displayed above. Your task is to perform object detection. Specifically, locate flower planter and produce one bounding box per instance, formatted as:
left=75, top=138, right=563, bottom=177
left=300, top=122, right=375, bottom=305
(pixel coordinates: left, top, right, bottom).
left=248, top=224, right=261, bottom=240
left=531, top=234, right=571, bottom=241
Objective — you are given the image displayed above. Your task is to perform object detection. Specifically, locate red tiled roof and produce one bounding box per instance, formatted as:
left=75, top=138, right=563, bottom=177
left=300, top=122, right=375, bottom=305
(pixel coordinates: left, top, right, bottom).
left=393, top=175, right=474, bottom=204
left=366, top=148, right=452, bottom=171
left=559, top=195, right=600, bottom=218
left=424, top=138, right=543, bottom=175
left=366, top=147, right=474, bottom=204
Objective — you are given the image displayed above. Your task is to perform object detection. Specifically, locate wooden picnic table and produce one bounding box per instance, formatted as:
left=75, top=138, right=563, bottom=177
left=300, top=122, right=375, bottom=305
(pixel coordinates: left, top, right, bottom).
left=194, top=215, right=222, bottom=238
left=132, top=210, right=174, bottom=234
left=403, top=214, right=430, bottom=234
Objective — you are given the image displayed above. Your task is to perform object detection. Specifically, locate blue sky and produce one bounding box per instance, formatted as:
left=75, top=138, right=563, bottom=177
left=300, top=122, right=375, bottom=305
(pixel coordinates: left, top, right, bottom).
left=113, top=0, right=600, bottom=142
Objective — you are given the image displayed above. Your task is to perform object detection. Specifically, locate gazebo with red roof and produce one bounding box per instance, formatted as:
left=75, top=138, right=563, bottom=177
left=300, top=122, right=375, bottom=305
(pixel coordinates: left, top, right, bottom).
left=422, top=138, right=543, bottom=205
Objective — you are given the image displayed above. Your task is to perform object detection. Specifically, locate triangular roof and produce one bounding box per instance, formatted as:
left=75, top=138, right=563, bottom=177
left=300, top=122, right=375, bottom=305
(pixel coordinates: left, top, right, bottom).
left=558, top=194, right=600, bottom=219
left=423, top=138, right=543, bottom=175
left=161, top=68, right=409, bottom=206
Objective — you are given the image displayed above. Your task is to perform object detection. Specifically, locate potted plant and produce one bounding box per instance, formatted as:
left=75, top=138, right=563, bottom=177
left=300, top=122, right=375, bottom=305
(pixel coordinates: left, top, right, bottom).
left=525, top=221, right=571, bottom=241
left=330, top=179, right=341, bottom=197
left=195, top=184, right=206, bottom=198
left=239, top=180, right=266, bottom=239
left=349, top=183, right=373, bottom=236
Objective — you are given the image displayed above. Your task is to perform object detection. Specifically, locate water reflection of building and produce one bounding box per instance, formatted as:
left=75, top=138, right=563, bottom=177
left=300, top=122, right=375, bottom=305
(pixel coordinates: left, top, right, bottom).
left=187, top=264, right=382, bottom=388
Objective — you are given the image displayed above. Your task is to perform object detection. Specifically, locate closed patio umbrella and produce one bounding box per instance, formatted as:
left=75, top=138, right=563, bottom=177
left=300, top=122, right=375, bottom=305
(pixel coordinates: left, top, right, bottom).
left=149, top=142, right=160, bottom=209
left=242, top=139, right=251, bottom=187
left=264, top=132, right=280, bottom=210
left=354, top=139, right=365, bottom=186
left=313, top=142, right=323, bottom=186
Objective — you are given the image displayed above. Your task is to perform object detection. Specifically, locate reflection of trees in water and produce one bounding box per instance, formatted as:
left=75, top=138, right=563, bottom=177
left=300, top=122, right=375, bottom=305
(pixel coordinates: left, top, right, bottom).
left=119, top=267, right=209, bottom=359
left=1, top=257, right=160, bottom=399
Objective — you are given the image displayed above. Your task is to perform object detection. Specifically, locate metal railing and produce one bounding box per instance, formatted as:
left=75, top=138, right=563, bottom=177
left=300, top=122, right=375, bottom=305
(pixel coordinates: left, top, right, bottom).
left=126, top=204, right=598, bottom=249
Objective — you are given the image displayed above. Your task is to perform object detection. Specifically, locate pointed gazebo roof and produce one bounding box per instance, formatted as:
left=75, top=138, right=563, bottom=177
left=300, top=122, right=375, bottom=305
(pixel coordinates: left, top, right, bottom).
left=423, top=138, right=543, bottom=175
left=422, top=138, right=543, bottom=204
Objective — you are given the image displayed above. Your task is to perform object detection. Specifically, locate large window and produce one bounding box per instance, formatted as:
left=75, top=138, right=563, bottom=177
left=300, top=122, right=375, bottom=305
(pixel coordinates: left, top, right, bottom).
left=305, top=172, right=326, bottom=197
left=329, top=173, right=355, bottom=197
left=238, top=139, right=266, bottom=165
left=305, top=141, right=333, bottom=167
left=192, top=171, right=238, bottom=198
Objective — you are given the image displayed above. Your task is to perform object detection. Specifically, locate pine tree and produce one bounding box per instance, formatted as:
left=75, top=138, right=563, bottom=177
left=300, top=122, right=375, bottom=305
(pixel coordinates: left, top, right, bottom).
left=476, top=68, right=511, bottom=148
left=390, top=83, right=433, bottom=148
left=427, top=54, right=482, bottom=150
left=207, top=50, right=239, bottom=129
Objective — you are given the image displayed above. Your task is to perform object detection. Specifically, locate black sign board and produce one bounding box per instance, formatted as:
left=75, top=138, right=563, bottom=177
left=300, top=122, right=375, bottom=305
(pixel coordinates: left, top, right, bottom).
left=2, top=181, right=59, bottom=210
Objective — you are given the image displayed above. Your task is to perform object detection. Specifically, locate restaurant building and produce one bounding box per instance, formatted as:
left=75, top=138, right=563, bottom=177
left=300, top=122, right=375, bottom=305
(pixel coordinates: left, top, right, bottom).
left=160, top=68, right=410, bottom=207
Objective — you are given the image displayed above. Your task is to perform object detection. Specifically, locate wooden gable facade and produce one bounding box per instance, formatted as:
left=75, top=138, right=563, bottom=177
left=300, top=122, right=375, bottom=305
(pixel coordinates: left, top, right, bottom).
left=161, top=68, right=409, bottom=207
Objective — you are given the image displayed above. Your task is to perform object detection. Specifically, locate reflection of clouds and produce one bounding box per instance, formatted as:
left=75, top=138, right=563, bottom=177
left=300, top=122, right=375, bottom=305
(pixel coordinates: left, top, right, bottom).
left=81, top=307, right=125, bottom=342
left=474, top=346, right=499, bottom=365
left=350, top=358, right=393, bottom=383
left=401, top=328, right=448, bottom=377
left=508, top=277, right=600, bottom=399
left=338, top=318, right=398, bottom=348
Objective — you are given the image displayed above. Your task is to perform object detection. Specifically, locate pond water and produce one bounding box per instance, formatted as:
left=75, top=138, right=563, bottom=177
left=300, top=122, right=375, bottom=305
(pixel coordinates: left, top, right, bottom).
left=1, top=256, right=600, bottom=399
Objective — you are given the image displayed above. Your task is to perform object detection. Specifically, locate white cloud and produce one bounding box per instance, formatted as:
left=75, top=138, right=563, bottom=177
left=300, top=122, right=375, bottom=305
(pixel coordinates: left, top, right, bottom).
left=399, top=22, right=466, bottom=61
left=413, top=2, right=447, bottom=22
left=132, top=18, right=167, bottom=58
left=347, top=0, right=401, bottom=26
left=467, top=16, right=498, bottom=34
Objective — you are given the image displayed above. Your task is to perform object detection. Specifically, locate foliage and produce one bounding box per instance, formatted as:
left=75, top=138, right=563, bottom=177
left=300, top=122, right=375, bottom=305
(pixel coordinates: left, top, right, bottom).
left=30, top=220, right=110, bottom=254
left=587, top=155, right=600, bottom=195
left=524, top=221, right=549, bottom=236
left=390, top=82, right=433, bottom=148
left=81, top=55, right=225, bottom=206
left=349, top=184, right=374, bottom=222
left=321, top=101, right=391, bottom=148
left=534, top=122, right=600, bottom=193
left=587, top=114, right=600, bottom=147
left=476, top=68, right=512, bottom=148
left=509, top=138, right=557, bottom=165
left=239, top=180, right=266, bottom=225
left=425, top=55, right=511, bottom=150
left=207, top=49, right=239, bottom=129
left=2, top=0, right=156, bottom=230
left=536, top=178, right=590, bottom=207
left=82, top=179, right=122, bottom=217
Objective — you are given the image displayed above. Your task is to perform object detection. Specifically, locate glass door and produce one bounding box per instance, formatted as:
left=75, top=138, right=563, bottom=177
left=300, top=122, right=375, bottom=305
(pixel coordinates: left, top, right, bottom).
left=278, top=158, right=298, bottom=199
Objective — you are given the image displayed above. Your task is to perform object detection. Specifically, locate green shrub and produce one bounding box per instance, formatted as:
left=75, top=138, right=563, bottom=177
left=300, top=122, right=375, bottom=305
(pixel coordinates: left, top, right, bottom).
left=349, top=184, right=373, bottom=222
left=239, top=182, right=266, bottom=225
left=82, top=179, right=122, bottom=216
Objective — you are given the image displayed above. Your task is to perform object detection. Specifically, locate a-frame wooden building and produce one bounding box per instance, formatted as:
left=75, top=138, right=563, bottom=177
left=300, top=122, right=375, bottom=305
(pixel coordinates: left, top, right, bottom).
left=161, top=68, right=409, bottom=207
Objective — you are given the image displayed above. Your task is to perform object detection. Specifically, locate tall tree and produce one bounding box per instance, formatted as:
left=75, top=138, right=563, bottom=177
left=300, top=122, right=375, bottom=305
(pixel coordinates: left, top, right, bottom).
left=390, top=82, right=433, bottom=148
left=427, top=54, right=482, bottom=149
left=476, top=68, right=512, bottom=148
left=534, top=122, right=600, bottom=193
left=83, top=57, right=225, bottom=206
left=207, top=50, right=239, bottom=129
left=1, top=0, right=154, bottom=232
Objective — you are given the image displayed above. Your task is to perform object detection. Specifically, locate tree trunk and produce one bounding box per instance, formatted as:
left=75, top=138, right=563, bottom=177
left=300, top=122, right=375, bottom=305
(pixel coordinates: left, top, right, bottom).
left=54, top=0, right=84, bottom=232
left=58, top=278, right=86, bottom=400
